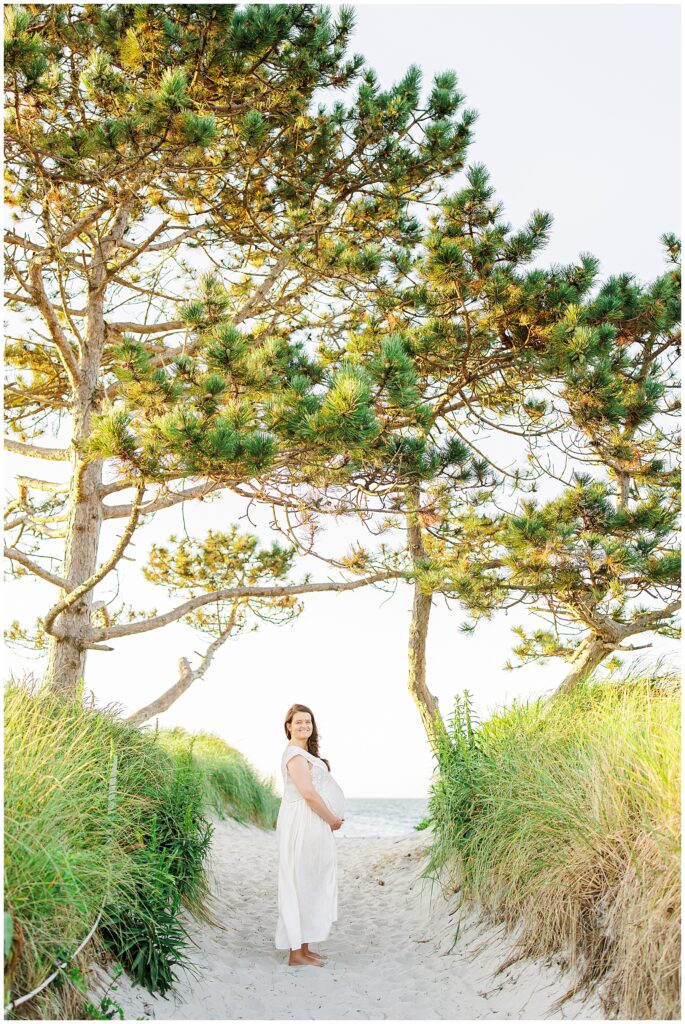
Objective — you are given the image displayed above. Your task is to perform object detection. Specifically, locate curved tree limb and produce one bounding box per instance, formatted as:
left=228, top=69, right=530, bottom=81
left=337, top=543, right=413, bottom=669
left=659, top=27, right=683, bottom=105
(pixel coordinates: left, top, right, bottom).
left=16, top=475, right=70, bottom=494
left=4, top=437, right=71, bottom=461
left=107, top=318, right=185, bottom=335
left=103, top=480, right=220, bottom=519
left=90, top=570, right=403, bottom=642
left=5, top=514, right=67, bottom=539
left=4, top=546, right=69, bottom=589
left=4, top=230, right=46, bottom=254
left=618, top=599, right=681, bottom=636
left=233, top=251, right=291, bottom=324
left=44, top=477, right=146, bottom=636
left=58, top=201, right=112, bottom=248
left=28, top=257, right=81, bottom=388
left=106, top=218, right=171, bottom=279
left=115, top=224, right=204, bottom=253
left=554, top=599, right=682, bottom=697
left=125, top=605, right=239, bottom=726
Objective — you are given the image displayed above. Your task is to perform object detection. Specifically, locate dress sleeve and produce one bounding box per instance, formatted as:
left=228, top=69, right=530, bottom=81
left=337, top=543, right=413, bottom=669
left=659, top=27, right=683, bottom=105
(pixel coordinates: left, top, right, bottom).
left=284, top=749, right=312, bottom=773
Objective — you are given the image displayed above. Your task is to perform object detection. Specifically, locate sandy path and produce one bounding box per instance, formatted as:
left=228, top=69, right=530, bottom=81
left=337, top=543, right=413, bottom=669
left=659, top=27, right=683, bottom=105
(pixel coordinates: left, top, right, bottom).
left=88, top=819, right=603, bottom=1020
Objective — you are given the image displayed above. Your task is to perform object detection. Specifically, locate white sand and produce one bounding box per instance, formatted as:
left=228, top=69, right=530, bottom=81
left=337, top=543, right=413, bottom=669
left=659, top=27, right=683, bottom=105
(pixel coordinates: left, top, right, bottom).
left=88, top=819, right=604, bottom=1020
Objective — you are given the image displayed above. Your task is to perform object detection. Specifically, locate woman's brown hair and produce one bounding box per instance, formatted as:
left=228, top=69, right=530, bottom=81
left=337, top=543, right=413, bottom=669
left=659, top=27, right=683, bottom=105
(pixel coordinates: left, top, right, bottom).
left=284, top=703, right=330, bottom=771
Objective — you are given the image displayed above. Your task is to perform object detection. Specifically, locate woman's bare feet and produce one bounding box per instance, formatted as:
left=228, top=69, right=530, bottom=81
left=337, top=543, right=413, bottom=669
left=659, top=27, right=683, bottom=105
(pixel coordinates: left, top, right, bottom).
left=301, top=942, right=327, bottom=964
left=304, top=950, right=327, bottom=964
left=288, top=949, right=325, bottom=967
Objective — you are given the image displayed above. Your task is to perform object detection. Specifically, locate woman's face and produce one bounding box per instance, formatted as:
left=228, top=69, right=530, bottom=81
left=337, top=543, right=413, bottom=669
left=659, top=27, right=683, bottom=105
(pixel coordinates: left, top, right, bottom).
left=289, top=710, right=313, bottom=740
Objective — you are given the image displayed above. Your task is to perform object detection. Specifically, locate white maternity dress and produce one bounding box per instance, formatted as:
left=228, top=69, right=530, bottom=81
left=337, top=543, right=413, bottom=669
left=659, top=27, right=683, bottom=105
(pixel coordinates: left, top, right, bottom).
left=275, top=745, right=346, bottom=950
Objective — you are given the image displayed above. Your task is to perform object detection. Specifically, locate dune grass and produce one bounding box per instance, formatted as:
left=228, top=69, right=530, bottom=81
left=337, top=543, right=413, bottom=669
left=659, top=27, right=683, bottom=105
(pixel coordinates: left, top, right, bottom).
left=4, top=675, right=279, bottom=1020
left=424, top=672, right=681, bottom=1020
left=155, top=727, right=279, bottom=828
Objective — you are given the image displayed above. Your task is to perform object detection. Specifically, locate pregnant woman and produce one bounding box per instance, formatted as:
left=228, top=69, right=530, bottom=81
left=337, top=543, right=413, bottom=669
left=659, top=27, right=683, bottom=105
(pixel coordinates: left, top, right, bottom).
left=275, top=703, right=345, bottom=967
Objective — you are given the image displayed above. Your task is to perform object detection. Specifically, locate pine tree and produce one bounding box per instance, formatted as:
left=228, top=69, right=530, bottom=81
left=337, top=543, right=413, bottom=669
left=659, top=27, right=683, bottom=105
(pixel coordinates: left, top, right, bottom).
left=322, top=164, right=602, bottom=744
left=4, top=4, right=475, bottom=694
left=210, top=161, right=610, bottom=746
left=429, top=240, right=681, bottom=694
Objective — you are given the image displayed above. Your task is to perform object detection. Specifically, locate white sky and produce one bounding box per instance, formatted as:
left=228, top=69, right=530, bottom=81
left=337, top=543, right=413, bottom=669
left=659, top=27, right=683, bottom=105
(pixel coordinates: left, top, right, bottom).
left=4, top=3, right=681, bottom=798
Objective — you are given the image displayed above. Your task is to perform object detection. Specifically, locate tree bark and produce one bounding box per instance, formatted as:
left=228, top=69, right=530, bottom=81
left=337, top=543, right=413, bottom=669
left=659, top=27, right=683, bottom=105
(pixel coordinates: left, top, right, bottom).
left=43, top=199, right=135, bottom=694
left=554, top=634, right=612, bottom=697
left=406, top=488, right=445, bottom=753
left=43, top=457, right=103, bottom=692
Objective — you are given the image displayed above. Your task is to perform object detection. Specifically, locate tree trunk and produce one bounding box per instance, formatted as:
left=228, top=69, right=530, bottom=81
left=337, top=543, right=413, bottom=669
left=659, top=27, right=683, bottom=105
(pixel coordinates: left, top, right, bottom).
left=554, top=634, right=611, bottom=697
left=43, top=456, right=104, bottom=692
left=406, top=489, right=445, bottom=753
left=43, top=199, right=134, bottom=695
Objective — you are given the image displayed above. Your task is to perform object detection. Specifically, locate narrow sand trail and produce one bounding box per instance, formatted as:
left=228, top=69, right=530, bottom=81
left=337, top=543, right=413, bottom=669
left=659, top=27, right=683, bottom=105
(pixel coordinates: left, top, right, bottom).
left=89, top=819, right=603, bottom=1020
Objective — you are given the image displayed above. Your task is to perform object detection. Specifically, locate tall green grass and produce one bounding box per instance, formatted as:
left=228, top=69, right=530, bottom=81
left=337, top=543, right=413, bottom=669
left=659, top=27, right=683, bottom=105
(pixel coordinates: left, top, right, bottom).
left=156, top=727, right=279, bottom=828
left=424, top=673, right=681, bottom=1020
left=4, top=675, right=279, bottom=1020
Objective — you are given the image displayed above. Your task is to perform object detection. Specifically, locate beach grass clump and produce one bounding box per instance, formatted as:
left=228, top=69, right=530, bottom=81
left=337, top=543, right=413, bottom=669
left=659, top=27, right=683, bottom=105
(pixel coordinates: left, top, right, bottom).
left=424, top=672, right=680, bottom=1020
left=3, top=675, right=279, bottom=1020
left=155, top=726, right=280, bottom=828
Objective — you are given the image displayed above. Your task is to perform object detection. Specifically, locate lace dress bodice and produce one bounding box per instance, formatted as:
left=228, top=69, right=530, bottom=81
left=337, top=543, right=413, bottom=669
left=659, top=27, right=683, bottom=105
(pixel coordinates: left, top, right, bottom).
left=281, top=745, right=345, bottom=818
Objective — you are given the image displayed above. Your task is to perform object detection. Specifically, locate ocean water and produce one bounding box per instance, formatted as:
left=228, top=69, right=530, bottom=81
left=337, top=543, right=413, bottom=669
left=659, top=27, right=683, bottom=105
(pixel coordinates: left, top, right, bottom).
left=338, top=797, right=430, bottom=838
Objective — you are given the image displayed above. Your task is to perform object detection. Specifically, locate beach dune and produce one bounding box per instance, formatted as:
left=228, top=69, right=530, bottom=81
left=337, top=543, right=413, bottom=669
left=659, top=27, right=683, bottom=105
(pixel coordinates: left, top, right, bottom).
left=88, top=819, right=603, bottom=1020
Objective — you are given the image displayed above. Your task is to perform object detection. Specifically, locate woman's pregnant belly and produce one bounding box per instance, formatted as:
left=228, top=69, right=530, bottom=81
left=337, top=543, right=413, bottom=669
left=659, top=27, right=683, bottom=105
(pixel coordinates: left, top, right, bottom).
left=317, top=772, right=345, bottom=818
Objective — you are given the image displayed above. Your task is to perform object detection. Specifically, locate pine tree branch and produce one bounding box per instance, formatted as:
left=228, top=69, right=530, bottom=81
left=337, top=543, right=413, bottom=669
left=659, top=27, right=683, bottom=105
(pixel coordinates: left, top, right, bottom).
left=28, top=257, right=81, bottom=389
left=7, top=511, right=40, bottom=531
left=107, top=319, right=185, bottom=336
left=136, top=253, right=295, bottom=375
left=5, top=130, right=71, bottom=182
left=4, top=290, right=85, bottom=317
left=99, top=477, right=141, bottom=497
left=4, top=494, right=25, bottom=521
left=5, top=509, right=69, bottom=532
left=4, top=546, right=69, bottom=589
left=5, top=515, right=67, bottom=539
left=144, top=336, right=203, bottom=372
left=106, top=218, right=172, bottom=279
left=16, top=475, right=70, bottom=494
left=89, top=570, right=403, bottom=642
left=5, top=250, right=36, bottom=300
left=116, top=225, right=205, bottom=253
left=58, top=202, right=111, bottom=248
left=4, top=438, right=70, bottom=461
left=44, top=477, right=146, bottom=637
left=100, top=470, right=219, bottom=496
left=619, top=600, right=681, bottom=636
left=99, top=472, right=216, bottom=497
left=103, top=481, right=219, bottom=518
left=233, top=251, right=292, bottom=324
left=108, top=275, right=179, bottom=301
left=55, top=258, right=84, bottom=347
left=4, top=230, right=46, bottom=254
left=125, top=605, right=239, bottom=725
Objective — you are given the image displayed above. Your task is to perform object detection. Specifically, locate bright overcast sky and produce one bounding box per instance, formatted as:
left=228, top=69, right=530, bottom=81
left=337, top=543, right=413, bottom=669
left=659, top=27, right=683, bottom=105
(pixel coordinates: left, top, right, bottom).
left=4, top=3, right=681, bottom=797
